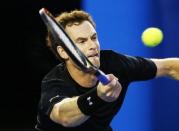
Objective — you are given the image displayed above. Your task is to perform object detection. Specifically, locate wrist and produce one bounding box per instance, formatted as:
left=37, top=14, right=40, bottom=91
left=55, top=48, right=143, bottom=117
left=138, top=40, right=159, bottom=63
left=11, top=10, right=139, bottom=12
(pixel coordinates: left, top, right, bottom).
left=77, top=88, right=109, bottom=116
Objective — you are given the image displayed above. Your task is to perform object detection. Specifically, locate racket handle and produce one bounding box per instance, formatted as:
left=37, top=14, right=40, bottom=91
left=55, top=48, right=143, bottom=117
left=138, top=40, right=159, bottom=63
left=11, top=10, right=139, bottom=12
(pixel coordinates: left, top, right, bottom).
left=96, top=70, right=110, bottom=85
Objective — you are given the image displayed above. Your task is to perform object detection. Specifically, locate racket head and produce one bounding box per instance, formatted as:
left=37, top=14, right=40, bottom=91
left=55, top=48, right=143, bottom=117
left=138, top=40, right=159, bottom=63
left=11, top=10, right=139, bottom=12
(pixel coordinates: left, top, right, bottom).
left=39, top=8, right=97, bottom=72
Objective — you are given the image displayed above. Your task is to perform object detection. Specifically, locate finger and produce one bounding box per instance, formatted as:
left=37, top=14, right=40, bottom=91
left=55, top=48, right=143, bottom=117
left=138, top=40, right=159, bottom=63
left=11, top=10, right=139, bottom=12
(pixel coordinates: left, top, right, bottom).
left=105, top=79, right=118, bottom=92
left=107, top=74, right=119, bottom=81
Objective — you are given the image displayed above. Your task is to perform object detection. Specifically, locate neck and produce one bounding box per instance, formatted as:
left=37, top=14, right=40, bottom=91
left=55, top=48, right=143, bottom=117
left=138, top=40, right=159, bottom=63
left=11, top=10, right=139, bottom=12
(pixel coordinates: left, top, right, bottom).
left=66, top=62, right=98, bottom=88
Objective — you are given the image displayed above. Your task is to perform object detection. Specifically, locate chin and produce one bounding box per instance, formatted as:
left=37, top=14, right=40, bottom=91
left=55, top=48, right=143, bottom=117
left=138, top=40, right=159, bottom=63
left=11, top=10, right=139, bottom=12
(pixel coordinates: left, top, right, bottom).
left=89, top=57, right=100, bottom=68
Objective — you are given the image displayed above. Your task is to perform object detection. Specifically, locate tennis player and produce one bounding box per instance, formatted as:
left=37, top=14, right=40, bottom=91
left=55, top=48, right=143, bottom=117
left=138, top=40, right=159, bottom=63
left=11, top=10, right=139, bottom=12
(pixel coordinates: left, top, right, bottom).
left=35, top=10, right=179, bottom=131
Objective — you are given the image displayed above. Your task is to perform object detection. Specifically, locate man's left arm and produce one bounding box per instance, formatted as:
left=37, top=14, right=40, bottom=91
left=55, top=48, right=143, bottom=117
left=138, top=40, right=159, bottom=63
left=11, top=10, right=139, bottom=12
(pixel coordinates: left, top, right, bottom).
left=151, top=58, right=179, bottom=80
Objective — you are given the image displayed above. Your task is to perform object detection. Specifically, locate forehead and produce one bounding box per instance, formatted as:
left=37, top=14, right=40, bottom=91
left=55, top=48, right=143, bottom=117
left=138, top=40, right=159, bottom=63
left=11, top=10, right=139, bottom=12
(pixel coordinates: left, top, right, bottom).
left=65, top=21, right=96, bottom=39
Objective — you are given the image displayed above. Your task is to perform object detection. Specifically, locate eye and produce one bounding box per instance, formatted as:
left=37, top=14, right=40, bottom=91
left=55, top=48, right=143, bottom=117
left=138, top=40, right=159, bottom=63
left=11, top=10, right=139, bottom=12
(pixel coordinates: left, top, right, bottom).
left=76, top=37, right=87, bottom=44
left=78, top=39, right=86, bottom=44
left=91, top=34, right=97, bottom=41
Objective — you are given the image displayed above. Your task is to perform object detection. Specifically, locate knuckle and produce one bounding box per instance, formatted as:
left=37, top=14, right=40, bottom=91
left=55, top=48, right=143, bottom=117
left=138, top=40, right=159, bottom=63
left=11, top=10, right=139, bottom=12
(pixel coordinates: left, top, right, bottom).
left=106, top=92, right=112, bottom=97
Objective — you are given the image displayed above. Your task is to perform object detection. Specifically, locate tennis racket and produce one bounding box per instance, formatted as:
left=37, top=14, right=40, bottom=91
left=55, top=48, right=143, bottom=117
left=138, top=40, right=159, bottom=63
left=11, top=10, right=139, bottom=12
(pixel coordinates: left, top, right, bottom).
left=39, top=8, right=110, bottom=85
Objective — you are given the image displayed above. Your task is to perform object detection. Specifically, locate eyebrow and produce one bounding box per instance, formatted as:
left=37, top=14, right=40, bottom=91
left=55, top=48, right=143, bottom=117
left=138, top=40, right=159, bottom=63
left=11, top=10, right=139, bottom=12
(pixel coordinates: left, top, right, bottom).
left=91, top=33, right=97, bottom=38
left=75, top=33, right=97, bottom=41
left=75, top=37, right=87, bottom=42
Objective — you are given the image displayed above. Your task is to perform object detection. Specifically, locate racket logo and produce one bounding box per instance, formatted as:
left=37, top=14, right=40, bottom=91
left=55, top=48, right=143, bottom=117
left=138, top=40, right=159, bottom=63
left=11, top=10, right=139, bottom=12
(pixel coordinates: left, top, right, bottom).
left=87, top=96, right=93, bottom=106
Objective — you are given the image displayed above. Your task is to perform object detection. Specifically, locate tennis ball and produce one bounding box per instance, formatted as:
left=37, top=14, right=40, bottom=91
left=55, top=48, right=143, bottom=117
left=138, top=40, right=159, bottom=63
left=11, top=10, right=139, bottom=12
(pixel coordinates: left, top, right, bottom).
left=141, top=27, right=163, bottom=47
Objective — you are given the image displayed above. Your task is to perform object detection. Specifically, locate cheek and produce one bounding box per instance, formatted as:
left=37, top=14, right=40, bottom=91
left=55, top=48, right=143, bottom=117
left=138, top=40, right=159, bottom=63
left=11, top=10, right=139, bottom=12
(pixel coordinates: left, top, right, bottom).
left=76, top=44, right=87, bottom=53
left=83, top=45, right=89, bottom=53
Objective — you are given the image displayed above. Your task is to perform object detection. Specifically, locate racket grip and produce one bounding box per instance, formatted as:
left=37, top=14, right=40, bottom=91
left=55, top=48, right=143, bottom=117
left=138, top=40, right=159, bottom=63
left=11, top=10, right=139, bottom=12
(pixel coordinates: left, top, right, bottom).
left=96, top=70, right=110, bottom=85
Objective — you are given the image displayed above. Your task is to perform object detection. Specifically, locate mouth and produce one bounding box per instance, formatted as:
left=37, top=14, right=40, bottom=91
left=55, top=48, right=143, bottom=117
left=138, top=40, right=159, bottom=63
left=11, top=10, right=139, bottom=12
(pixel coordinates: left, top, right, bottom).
left=86, top=52, right=100, bottom=68
left=87, top=53, right=99, bottom=58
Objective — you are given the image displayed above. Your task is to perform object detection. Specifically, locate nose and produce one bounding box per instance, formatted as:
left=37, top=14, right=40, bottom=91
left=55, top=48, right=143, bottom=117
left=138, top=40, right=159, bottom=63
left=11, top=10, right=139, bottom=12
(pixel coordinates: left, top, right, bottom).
left=88, top=39, right=99, bottom=50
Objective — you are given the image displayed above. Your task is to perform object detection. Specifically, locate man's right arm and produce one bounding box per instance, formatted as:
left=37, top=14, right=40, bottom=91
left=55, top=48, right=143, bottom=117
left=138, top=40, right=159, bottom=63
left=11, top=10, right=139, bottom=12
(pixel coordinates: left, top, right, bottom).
left=50, top=96, right=89, bottom=127
left=49, top=74, right=122, bottom=127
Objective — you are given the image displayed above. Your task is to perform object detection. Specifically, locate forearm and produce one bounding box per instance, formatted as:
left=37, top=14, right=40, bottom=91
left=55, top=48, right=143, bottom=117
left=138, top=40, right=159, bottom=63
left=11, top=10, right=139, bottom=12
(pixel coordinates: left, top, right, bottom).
left=49, top=75, right=122, bottom=127
left=50, top=97, right=90, bottom=127
left=151, top=58, right=179, bottom=80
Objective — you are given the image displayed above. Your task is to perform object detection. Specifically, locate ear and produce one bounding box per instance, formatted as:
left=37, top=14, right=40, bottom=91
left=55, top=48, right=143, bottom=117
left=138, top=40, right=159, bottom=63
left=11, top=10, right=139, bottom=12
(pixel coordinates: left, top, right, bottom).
left=57, top=46, right=69, bottom=60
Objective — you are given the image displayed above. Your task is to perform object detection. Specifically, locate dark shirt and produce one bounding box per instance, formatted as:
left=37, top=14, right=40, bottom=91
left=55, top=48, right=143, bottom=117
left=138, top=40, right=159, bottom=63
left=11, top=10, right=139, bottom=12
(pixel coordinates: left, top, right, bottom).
left=35, top=50, right=157, bottom=131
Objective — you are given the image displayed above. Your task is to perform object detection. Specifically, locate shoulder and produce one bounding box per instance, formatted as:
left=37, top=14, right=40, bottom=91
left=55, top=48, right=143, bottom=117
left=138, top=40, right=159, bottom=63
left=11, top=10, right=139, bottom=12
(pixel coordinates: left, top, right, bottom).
left=100, top=49, right=152, bottom=63
left=100, top=50, right=132, bottom=63
left=100, top=50, right=129, bottom=59
left=100, top=50, right=118, bottom=56
left=42, top=63, right=66, bottom=82
left=99, top=50, right=130, bottom=74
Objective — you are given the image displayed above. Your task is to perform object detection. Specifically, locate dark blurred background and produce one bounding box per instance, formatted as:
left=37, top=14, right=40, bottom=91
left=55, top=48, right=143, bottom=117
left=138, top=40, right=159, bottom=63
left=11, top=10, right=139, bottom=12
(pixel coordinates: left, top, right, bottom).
left=1, top=0, right=81, bottom=130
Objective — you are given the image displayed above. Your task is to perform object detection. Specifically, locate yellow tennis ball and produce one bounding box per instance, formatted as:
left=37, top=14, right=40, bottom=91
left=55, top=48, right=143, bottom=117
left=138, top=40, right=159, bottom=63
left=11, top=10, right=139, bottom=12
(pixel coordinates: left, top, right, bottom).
left=141, top=27, right=163, bottom=47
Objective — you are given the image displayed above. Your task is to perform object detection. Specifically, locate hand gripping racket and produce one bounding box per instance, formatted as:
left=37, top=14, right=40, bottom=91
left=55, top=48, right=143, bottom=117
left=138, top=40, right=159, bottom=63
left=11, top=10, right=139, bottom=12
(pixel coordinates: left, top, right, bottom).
left=39, top=8, right=110, bottom=85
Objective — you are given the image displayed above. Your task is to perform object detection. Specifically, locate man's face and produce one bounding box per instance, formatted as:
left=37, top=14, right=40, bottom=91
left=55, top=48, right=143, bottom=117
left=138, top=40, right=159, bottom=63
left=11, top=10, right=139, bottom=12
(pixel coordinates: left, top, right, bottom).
left=65, top=21, right=100, bottom=68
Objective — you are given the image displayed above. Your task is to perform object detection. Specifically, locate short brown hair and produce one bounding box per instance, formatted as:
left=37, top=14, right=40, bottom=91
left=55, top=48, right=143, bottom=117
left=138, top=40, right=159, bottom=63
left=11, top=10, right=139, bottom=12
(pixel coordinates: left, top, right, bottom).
left=46, top=10, right=96, bottom=61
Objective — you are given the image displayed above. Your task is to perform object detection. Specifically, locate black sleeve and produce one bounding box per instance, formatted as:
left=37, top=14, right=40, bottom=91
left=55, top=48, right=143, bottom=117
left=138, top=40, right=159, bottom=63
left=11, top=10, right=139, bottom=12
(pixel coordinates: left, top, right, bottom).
left=100, top=50, right=157, bottom=82
left=122, top=55, right=157, bottom=81
left=38, top=79, right=69, bottom=116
